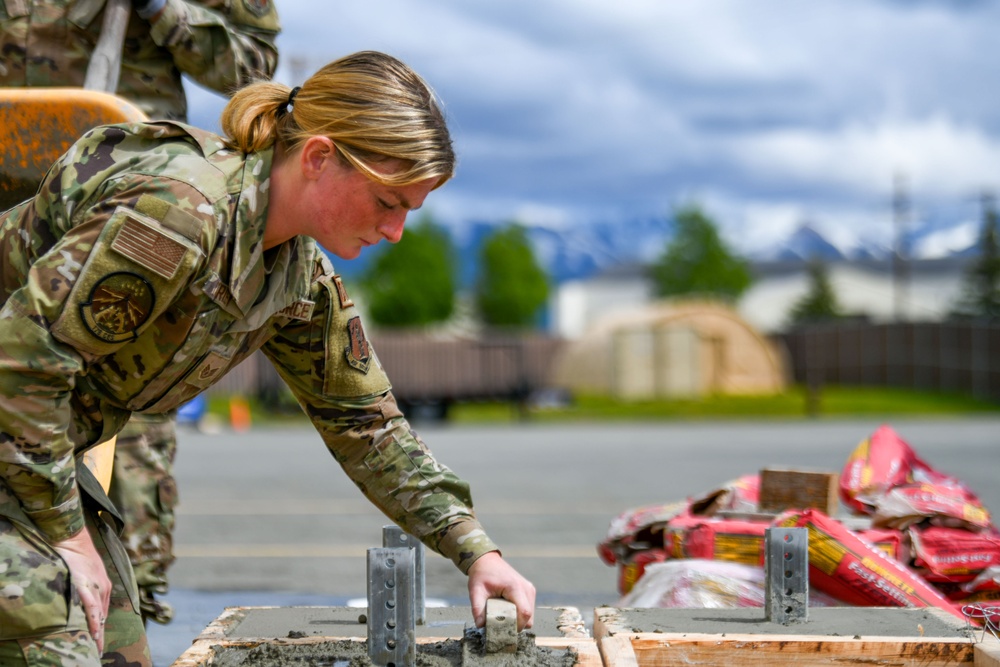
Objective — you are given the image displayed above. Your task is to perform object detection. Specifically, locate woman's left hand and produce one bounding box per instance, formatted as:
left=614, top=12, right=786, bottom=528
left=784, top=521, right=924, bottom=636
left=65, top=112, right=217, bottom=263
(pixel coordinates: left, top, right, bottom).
left=53, top=529, right=111, bottom=652
left=467, top=551, right=536, bottom=631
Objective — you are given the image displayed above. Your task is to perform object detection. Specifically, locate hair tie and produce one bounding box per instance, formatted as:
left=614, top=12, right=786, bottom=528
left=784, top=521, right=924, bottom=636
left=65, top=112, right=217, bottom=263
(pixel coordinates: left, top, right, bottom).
left=287, top=86, right=301, bottom=108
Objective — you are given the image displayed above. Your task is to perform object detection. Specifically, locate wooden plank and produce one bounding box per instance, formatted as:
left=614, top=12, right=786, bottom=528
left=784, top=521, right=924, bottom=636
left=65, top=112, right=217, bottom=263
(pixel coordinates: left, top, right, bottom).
left=604, top=632, right=974, bottom=667
left=599, top=635, right=639, bottom=667
left=759, top=468, right=839, bottom=515
left=977, top=637, right=1000, bottom=667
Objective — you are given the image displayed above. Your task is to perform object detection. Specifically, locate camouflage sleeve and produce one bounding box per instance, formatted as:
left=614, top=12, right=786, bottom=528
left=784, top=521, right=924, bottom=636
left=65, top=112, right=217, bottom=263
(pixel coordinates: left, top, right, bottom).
left=261, top=264, right=500, bottom=574
left=148, top=0, right=280, bottom=94
left=0, top=139, right=212, bottom=543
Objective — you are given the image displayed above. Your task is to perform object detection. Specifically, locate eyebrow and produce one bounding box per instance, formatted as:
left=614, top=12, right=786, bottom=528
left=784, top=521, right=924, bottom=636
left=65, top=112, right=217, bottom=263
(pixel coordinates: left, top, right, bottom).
left=395, top=194, right=420, bottom=211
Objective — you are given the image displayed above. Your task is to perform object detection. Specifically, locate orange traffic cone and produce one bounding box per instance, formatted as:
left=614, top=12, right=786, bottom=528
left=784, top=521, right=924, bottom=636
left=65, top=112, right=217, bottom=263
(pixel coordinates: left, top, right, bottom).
left=229, top=395, right=252, bottom=432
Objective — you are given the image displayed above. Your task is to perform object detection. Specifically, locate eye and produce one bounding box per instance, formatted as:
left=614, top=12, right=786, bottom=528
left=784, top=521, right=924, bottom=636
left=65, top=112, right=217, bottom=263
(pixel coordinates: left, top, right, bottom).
left=377, top=198, right=395, bottom=210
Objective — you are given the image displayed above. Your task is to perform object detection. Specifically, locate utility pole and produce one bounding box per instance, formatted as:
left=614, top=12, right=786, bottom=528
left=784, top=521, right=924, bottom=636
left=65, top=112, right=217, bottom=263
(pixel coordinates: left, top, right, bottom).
left=892, top=173, right=910, bottom=322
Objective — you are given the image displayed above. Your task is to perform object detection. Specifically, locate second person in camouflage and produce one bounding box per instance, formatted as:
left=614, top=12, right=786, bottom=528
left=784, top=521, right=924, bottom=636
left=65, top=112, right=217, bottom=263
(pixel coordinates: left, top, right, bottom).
left=0, top=50, right=536, bottom=666
left=0, top=0, right=282, bottom=626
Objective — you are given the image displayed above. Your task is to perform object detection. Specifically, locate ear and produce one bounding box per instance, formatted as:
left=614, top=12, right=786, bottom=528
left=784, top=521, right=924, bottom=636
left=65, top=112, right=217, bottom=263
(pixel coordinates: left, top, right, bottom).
left=299, top=136, right=336, bottom=181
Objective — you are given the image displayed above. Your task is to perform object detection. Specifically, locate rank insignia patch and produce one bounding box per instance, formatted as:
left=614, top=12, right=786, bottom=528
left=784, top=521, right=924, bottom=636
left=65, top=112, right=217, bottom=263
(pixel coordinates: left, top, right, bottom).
left=80, top=272, right=155, bottom=343
left=333, top=275, right=354, bottom=309
left=187, top=351, right=232, bottom=389
left=344, top=316, right=371, bottom=373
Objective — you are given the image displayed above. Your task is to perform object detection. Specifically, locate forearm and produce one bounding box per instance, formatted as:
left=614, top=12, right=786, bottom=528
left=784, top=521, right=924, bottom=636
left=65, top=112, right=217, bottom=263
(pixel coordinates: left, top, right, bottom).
left=310, top=392, right=500, bottom=573
left=148, top=0, right=279, bottom=92
left=0, top=300, right=83, bottom=541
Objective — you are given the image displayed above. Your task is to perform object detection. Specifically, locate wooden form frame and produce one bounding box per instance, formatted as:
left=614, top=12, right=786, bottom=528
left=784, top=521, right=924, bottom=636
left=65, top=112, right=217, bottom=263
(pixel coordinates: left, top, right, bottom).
left=594, top=606, right=998, bottom=667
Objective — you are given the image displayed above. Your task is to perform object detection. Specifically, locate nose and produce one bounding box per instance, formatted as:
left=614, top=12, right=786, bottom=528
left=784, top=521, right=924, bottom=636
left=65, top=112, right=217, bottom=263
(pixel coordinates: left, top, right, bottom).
left=377, top=212, right=407, bottom=244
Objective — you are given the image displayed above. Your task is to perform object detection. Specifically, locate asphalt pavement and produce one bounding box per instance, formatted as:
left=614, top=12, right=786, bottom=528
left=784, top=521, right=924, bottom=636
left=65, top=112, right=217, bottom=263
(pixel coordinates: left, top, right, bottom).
left=147, top=416, right=1000, bottom=665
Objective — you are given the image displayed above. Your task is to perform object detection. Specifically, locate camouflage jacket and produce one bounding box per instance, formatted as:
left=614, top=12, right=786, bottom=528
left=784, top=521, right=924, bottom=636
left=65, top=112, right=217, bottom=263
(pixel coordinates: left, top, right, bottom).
left=0, top=0, right=280, bottom=120
left=0, top=121, right=498, bottom=573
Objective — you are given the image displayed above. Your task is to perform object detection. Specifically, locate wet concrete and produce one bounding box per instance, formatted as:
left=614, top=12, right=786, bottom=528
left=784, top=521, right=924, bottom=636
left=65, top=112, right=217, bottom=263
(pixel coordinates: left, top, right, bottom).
left=223, top=607, right=580, bottom=641
left=208, top=632, right=577, bottom=667
left=598, top=606, right=973, bottom=638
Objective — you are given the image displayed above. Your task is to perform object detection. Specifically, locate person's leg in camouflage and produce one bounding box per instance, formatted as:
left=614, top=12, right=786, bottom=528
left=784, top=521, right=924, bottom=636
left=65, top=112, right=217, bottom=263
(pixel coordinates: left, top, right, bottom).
left=108, top=411, right=180, bottom=626
left=0, top=503, right=149, bottom=666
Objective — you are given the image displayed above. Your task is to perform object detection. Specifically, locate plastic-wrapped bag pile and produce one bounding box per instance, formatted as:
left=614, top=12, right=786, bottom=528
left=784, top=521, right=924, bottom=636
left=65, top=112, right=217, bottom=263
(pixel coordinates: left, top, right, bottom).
left=598, top=425, right=1000, bottom=624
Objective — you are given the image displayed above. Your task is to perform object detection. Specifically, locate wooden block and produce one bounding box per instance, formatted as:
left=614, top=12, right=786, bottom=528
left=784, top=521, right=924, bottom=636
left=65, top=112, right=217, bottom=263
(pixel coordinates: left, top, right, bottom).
left=759, top=468, right=839, bottom=515
left=484, top=598, right=518, bottom=653
left=601, top=632, right=974, bottom=667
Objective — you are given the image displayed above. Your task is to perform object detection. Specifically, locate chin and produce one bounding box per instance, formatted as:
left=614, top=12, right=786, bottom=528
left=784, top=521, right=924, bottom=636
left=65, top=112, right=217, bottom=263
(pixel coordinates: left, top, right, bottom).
left=326, top=245, right=362, bottom=260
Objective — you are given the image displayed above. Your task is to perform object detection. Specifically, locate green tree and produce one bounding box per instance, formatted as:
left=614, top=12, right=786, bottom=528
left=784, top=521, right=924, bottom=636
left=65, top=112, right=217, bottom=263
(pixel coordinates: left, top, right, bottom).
left=360, top=215, right=456, bottom=327
left=952, top=193, right=1000, bottom=320
left=787, top=257, right=844, bottom=325
left=475, top=223, right=550, bottom=327
left=650, top=205, right=752, bottom=301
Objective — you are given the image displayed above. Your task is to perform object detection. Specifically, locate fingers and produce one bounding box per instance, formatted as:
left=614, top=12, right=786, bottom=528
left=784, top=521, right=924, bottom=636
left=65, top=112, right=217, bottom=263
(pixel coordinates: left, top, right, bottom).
left=78, top=582, right=107, bottom=653
left=469, top=585, right=488, bottom=628
left=52, top=528, right=112, bottom=652
left=467, top=552, right=536, bottom=631
left=508, top=587, right=536, bottom=631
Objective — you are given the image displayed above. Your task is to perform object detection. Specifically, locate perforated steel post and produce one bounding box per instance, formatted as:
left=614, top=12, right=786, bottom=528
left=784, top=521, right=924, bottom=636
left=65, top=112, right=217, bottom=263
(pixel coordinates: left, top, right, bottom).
left=367, top=547, right=416, bottom=667
left=765, top=527, right=809, bottom=624
left=383, top=525, right=426, bottom=624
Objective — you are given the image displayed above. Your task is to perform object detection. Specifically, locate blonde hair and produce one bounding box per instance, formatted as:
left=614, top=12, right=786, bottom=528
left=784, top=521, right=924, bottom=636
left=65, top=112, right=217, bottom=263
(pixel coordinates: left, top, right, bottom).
left=221, top=51, right=455, bottom=187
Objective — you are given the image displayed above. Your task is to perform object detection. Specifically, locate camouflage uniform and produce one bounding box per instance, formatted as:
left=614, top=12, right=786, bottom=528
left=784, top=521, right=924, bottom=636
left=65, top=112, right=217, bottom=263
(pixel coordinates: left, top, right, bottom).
left=107, top=412, right=178, bottom=625
left=0, top=120, right=500, bottom=666
left=0, top=0, right=281, bottom=626
left=0, top=0, right=281, bottom=120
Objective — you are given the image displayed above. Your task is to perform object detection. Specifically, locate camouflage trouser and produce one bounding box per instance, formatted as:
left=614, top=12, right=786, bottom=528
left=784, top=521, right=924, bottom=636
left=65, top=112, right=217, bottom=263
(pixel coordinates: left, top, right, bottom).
left=107, top=411, right=179, bottom=626
left=0, top=466, right=151, bottom=666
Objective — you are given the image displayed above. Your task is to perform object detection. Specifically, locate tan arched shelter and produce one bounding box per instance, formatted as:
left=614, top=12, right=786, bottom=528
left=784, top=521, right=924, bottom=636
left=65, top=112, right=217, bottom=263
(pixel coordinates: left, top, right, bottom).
left=552, top=299, right=789, bottom=399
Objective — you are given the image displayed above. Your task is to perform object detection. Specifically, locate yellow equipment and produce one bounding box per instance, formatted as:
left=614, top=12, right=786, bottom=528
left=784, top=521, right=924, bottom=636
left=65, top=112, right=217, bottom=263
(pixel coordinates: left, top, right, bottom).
left=0, top=0, right=146, bottom=491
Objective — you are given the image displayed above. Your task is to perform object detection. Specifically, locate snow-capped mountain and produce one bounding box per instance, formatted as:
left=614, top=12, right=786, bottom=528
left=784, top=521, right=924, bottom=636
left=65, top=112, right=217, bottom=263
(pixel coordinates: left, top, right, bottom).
left=333, top=215, right=982, bottom=285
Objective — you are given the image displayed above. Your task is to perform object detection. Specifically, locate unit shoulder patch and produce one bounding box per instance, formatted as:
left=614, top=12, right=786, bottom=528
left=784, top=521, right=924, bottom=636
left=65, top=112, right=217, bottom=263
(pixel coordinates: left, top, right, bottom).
left=79, top=272, right=155, bottom=343
left=344, top=316, right=371, bottom=374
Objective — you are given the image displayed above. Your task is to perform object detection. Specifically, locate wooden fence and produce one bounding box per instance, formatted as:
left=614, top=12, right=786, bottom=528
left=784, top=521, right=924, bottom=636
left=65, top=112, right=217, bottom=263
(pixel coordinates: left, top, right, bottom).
left=777, top=321, right=1000, bottom=401
left=205, top=333, right=566, bottom=414
left=206, top=322, right=1000, bottom=409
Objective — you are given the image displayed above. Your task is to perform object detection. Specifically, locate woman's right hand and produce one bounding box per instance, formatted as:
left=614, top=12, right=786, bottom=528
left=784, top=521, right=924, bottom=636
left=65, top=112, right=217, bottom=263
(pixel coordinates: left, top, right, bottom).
left=53, top=529, right=111, bottom=653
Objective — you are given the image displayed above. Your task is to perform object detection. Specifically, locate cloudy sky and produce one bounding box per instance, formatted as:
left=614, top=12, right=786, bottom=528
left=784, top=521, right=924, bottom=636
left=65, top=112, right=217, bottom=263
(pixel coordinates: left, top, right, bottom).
left=188, top=0, right=1000, bottom=259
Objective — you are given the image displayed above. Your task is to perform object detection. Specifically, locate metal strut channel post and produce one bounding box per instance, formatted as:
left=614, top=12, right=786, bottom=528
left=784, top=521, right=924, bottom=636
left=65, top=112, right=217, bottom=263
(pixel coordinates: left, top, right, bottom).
left=367, top=547, right=416, bottom=667
left=765, top=526, right=809, bottom=624
left=383, top=525, right=426, bottom=624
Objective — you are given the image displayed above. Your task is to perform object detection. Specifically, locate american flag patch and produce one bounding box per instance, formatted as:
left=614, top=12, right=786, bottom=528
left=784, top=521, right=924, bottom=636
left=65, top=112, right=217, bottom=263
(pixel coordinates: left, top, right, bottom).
left=112, top=215, right=187, bottom=279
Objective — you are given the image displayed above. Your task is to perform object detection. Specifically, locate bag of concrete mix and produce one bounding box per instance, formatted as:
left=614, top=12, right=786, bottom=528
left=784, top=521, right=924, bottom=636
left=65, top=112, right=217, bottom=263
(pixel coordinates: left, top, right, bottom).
left=856, top=527, right=909, bottom=563
left=774, top=509, right=966, bottom=622
left=664, top=513, right=768, bottom=566
left=598, top=500, right=688, bottom=566
left=618, top=559, right=767, bottom=608
left=616, top=547, right=670, bottom=596
left=688, top=473, right=761, bottom=516
left=840, top=425, right=983, bottom=518
left=908, top=525, right=1000, bottom=583
left=873, top=482, right=993, bottom=532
